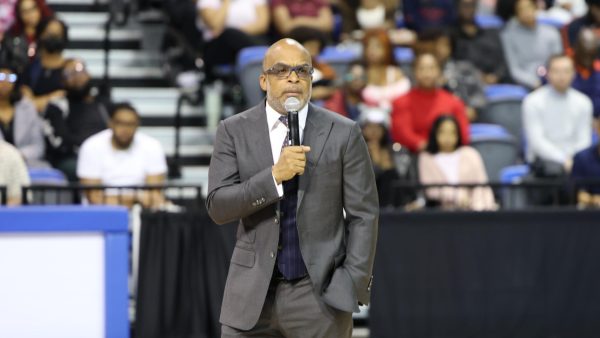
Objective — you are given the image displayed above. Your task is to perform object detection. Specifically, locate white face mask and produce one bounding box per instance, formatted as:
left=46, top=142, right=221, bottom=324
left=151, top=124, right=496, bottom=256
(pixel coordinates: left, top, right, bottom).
left=356, top=4, right=386, bottom=29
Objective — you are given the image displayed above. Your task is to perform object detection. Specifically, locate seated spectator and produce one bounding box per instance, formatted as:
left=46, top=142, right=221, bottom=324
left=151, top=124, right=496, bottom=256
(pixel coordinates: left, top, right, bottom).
left=391, top=53, right=470, bottom=153
left=362, top=29, right=410, bottom=116
left=43, top=59, right=108, bottom=181
left=0, top=62, right=46, bottom=167
left=562, top=0, right=600, bottom=55
left=361, top=110, right=399, bottom=207
left=501, top=0, right=563, bottom=89
left=288, top=26, right=336, bottom=101
left=571, top=118, right=600, bottom=208
left=403, top=0, right=456, bottom=31
left=0, top=139, right=30, bottom=205
left=572, top=27, right=600, bottom=119
left=523, top=54, right=592, bottom=172
left=21, top=16, right=67, bottom=113
left=418, top=115, right=496, bottom=210
left=77, top=102, right=168, bottom=208
left=197, top=0, right=269, bottom=82
left=417, top=28, right=486, bottom=121
left=452, top=0, right=512, bottom=84
left=324, top=61, right=367, bottom=120
left=271, top=0, right=334, bottom=37
left=355, top=0, right=398, bottom=30
left=1, top=0, right=53, bottom=73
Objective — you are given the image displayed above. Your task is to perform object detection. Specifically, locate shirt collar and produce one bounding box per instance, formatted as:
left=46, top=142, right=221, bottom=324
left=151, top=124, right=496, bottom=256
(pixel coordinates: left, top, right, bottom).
left=266, top=101, right=308, bottom=131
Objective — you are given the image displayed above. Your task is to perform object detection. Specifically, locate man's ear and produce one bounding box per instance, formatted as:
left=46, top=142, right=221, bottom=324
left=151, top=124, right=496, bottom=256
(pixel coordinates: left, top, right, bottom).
left=259, top=73, right=267, bottom=92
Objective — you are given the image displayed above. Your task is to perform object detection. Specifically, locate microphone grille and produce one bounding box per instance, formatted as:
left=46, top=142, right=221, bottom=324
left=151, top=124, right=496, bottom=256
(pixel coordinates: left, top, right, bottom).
left=284, top=97, right=302, bottom=112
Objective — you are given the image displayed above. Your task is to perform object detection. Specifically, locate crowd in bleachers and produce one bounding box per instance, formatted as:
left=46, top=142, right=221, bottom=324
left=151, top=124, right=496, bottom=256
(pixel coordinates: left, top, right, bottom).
left=169, top=0, right=599, bottom=210
left=1, top=0, right=600, bottom=211
left=0, top=0, right=170, bottom=206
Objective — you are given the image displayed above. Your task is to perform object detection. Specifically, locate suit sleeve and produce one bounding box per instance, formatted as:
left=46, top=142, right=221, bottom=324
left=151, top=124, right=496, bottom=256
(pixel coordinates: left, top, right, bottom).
left=341, top=122, right=379, bottom=306
left=206, top=119, right=281, bottom=225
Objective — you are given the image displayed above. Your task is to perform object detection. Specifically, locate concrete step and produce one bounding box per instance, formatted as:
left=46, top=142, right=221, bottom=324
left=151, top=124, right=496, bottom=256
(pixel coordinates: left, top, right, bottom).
left=138, top=126, right=214, bottom=149
left=111, top=88, right=203, bottom=117
left=69, top=26, right=142, bottom=42
left=64, top=49, right=161, bottom=67
left=58, top=12, right=109, bottom=26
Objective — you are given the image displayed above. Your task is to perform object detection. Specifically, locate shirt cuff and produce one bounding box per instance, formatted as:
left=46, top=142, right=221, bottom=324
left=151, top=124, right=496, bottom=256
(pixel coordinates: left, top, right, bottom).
left=272, top=174, right=284, bottom=197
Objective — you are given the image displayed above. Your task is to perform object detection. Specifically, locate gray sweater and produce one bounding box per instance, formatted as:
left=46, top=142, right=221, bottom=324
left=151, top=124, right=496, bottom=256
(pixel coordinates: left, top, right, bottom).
left=0, top=99, right=47, bottom=167
left=522, top=85, right=593, bottom=163
left=501, top=19, right=563, bottom=89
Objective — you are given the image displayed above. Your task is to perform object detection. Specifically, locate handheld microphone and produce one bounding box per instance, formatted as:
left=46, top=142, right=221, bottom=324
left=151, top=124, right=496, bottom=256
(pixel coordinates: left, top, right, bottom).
left=284, top=97, right=301, bottom=146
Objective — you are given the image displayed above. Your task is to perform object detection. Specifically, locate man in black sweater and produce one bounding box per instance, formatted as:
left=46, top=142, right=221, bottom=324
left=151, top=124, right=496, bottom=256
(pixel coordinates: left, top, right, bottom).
left=43, top=58, right=108, bottom=181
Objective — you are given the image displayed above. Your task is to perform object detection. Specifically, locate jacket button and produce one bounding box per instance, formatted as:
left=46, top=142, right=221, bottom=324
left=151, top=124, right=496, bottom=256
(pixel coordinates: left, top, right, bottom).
left=270, top=251, right=275, bottom=258
left=274, top=218, right=279, bottom=224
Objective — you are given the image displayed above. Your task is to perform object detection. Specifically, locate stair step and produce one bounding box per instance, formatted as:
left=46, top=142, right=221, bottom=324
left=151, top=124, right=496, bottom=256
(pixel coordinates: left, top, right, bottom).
left=138, top=126, right=214, bottom=147
left=58, top=12, right=109, bottom=26
left=48, top=0, right=109, bottom=12
left=69, top=27, right=142, bottom=42
left=64, top=49, right=161, bottom=66
left=111, top=87, right=203, bottom=117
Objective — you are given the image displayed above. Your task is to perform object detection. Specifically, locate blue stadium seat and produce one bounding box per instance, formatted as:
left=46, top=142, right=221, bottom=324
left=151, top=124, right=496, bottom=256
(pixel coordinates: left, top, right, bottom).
left=500, top=164, right=530, bottom=183
left=318, top=45, right=360, bottom=77
left=236, top=46, right=268, bottom=108
left=28, top=167, right=67, bottom=184
left=480, top=84, right=529, bottom=149
left=470, top=123, right=510, bottom=138
left=499, top=164, right=530, bottom=209
left=28, top=167, right=73, bottom=204
left=471, top=133, right=519, bottom=183
left=475, top=14, right=504, bottom=29
left=484, top=84, right=528, bottom=101
left=394, top=47, right=414, bottom=65
left=537, top=16, right=565, bottom=29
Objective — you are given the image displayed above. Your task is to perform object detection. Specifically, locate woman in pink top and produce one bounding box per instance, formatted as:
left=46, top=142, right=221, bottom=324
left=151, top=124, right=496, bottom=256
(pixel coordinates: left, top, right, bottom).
left=418, top=115, right=496, bottom=211
left=361, top=29, right=410, bottom=114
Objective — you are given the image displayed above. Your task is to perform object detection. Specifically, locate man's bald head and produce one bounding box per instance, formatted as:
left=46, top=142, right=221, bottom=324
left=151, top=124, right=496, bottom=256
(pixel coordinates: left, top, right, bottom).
left=263, top=39, right=312, bottom=70
left=260, top=38, right=313, bottom=115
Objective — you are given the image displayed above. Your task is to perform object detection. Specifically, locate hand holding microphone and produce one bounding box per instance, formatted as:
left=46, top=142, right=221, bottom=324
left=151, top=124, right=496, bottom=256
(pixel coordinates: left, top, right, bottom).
left=272, top=97, right=311, bottom=184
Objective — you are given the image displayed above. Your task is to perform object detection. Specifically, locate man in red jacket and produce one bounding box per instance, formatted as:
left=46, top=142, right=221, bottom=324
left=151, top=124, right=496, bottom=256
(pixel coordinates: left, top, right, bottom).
left=391, top=53, right=470, bottom=152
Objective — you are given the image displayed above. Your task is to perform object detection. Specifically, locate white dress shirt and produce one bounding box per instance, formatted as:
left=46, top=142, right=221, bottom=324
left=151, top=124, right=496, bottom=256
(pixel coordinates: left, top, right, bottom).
left=266, top=101, right=308, bottom=196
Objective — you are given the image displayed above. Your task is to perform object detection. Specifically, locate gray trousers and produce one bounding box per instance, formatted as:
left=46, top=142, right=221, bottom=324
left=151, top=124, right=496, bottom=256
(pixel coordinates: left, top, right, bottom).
left=221, top=276, right=353, bottom=338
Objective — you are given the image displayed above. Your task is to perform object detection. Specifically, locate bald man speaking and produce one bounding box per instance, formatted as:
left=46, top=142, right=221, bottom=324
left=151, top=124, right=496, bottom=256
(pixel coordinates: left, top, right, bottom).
left=206, top=39, right=379, bottom=338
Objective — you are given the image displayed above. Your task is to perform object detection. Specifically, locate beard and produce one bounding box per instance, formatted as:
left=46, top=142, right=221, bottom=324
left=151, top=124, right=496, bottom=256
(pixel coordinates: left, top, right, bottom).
left=67, top=82, right=93, bottom=101
left=112, top=135, right=134, bottom=150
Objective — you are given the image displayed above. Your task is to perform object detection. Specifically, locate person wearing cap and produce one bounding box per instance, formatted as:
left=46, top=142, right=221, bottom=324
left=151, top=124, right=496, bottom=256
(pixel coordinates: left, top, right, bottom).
left=43, top=58, right=108, bottom=181
left=207, top=38, right=378, bottom=338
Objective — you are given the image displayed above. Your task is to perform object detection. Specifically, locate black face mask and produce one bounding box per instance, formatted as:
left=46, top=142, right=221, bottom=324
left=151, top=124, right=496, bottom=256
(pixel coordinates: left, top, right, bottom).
left=39, top=36, right=66, bottom=53
left=67, top=82, right=92, bottom=101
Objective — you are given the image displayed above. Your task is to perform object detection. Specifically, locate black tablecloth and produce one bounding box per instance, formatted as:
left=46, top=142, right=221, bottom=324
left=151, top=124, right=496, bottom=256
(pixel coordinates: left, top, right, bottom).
left=134, top=208, right=236, bottom=338
left=370, top=209, right=600, bottom=338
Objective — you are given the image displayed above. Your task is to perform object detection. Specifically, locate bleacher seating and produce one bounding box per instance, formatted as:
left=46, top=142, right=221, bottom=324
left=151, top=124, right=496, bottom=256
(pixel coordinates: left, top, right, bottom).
left=480, top=84, right=528, bottom=149
left=471, top=129, right=520, bottom=183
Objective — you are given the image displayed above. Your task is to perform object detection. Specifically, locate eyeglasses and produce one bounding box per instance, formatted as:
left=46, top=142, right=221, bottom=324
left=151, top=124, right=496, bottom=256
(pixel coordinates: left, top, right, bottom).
left=0, top=73, right=17, bottom=83
left=263, top=63, right=314, bottom=79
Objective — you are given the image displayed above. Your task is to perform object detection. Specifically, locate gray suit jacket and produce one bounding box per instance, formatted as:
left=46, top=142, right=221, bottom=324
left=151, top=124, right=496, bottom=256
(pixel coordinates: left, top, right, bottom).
left=207, top=102, right=379, bottom=331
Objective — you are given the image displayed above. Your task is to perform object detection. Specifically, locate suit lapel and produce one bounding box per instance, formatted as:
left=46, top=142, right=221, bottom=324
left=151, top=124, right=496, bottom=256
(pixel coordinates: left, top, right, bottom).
left=297, top=104, right=333, bottom=209
left=248, top=102, right=274, bottom=171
